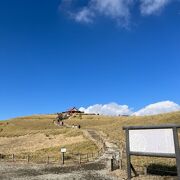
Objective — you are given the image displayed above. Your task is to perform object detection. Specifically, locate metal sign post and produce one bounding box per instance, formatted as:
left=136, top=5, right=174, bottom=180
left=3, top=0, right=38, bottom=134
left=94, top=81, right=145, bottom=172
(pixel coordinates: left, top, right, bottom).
left=61, top=147, right=67, bottom=165
left=125, top=129, right=131, bottom=179
left=123, top=124, right=180, bottom=180
left=173, top=127, right=180, bottom=178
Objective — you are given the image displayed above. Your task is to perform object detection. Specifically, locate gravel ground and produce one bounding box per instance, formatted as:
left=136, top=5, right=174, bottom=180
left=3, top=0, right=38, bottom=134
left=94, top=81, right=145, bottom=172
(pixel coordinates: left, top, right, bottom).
left=0, top=162, right=118, bottom=180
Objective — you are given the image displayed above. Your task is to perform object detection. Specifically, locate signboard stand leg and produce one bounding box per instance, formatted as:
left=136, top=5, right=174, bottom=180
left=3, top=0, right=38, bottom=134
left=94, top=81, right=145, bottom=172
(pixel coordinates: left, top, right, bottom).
left=62, top=152, right=65, bottom=165
left=130, top=163, right=138, bottom=177
left=173, top=127, right=180, bottom=178
left=125, top=129, right=131, bottom=180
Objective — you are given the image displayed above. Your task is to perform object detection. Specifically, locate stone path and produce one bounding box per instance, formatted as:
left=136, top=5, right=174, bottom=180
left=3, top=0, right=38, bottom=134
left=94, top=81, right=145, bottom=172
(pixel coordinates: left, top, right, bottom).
left=85, top=129, right=121, bottom=169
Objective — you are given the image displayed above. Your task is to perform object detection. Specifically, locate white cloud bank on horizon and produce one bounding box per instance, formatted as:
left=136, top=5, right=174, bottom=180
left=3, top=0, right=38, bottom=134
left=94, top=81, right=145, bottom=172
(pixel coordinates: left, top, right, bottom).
left=60, top=0, right=176, bottom=25
left=79, top=101, right=180, bottom=116
left=133, top=101, right=180, bottom=116
left=79, top=103, right=133, bottom=116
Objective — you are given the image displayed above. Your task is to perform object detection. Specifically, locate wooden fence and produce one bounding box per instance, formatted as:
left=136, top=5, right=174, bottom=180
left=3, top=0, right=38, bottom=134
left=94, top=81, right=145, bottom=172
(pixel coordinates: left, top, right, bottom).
left=0, top=148, right=104, bottom=165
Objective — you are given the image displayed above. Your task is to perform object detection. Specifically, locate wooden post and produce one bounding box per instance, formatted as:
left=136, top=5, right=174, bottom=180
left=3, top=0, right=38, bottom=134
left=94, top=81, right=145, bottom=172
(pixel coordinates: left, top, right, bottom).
left=144, top=166, right=147, bottom=175
left=12, top=154, right=15, bottom=162
left=111, top=158, right=114, bottom=171
left=103, top=142, right=106, bottom=151
left=47, top=156, right=49, bottom=164
left=27, top=155, right=30, bottom=163
left=119, top=159, right=122, bottom=170
left=119, top=150, right=123, bottom=170
left=62, top=152, right=65, bottom=165
left=125, top=129, right=131, bottom=180
left=86, top=154, right=88, bottom=162
left=79, top=154, right=81, bottom=164
left=131, top=163, right=138, bottom=177
left=120, top=149, right=123, bottom=159
left=173, top=127, right=180, bottom=178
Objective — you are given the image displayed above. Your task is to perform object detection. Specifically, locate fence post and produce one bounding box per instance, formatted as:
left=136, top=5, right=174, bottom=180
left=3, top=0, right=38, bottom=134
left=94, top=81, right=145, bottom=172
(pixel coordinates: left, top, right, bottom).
left=27, top=155, right=30, bottom=163
left=119, top=149, right=123, bottom=170
left=111, top=158, right=114, bottom=171
left=79, top=154, right=81, bottom=164
left=119, top=159, right=122, bottom=170
left=86, top=154, right=88, bottom=162
left=103, top=142, right=106, bottom=151
left=12, top=154, right=14, bottom=162
left=120, top=149, right=123, bottom=158
left=144, top=166, right=147, bottom=175
left=47, top=156, right=49, bottom=164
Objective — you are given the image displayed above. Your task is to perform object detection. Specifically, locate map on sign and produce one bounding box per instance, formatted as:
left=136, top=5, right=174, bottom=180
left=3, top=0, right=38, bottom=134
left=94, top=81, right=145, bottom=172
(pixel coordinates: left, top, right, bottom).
left=129, top=129, right=175, bottom=154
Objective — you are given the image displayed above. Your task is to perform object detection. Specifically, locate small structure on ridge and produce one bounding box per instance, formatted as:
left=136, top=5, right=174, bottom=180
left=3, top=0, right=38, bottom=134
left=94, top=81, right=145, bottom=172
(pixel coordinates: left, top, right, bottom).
left=62, top=107, right=84, bottom=116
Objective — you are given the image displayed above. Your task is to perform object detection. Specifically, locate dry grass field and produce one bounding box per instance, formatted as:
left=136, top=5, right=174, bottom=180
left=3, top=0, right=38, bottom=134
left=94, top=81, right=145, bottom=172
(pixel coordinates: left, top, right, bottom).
left=68, top=111, right=180, bottom=146
left=0, top=115, right=98, bottom=160
left=0, top=111, right=180, bottom=167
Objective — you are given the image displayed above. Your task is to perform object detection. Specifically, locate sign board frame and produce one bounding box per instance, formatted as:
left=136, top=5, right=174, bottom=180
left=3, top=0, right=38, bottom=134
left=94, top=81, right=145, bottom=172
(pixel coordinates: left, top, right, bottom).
left=61, top=147, right=67, bottom=153
left=123, top=124, right=180, bottom=180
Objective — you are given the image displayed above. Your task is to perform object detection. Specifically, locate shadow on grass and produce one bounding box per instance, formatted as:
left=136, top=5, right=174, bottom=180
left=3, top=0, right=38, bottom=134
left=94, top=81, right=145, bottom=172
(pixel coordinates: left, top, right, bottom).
left=147, top=164, right=177, bottom=176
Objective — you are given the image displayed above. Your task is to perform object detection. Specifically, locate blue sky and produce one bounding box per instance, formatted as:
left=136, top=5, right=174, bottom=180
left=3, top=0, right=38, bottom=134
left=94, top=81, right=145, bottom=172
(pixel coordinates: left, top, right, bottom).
left=0, top=0, right=180, bottom=120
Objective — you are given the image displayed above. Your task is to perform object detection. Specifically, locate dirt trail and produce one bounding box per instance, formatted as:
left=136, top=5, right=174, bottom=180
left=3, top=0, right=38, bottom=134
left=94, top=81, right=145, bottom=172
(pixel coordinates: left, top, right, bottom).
left=85, top=129, right=120, bottom=162
left=83, top=128, right=122, bottom=178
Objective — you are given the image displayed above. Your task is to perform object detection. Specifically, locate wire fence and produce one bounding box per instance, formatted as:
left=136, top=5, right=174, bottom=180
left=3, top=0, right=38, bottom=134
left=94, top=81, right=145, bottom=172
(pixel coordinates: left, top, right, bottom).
left=0, top=148, right=104, bottom=165
left=0, top=149, right=178, bottom=178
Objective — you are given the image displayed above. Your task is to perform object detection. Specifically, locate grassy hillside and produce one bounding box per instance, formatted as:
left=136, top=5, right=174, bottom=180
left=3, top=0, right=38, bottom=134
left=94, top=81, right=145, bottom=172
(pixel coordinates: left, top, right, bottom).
left=0, top=115, right=59, bottom=137
left=0, top=111, right=179, bottom=165
left=0, top=115, right=98, bottom=159
left=66, top=111, right=180, bottom=167
left=67, top=111, right=180, bottom=147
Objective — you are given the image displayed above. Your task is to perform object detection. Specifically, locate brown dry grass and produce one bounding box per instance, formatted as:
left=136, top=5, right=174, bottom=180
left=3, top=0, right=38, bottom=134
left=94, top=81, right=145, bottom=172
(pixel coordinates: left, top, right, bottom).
left=67, top=112, right=180, bottom=146
left=0, top=115, right=98, bottom=159
left=0, top=133, right=85, bottom=154
left=66, top=112, right=180, bottom=167
left=0, top=111, right=179, bottom=166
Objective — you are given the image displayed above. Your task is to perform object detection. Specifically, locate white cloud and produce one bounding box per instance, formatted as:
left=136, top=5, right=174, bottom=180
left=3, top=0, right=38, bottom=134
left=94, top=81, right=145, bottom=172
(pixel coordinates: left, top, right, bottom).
left=79, top=101, right=180, bottom=116
left=133, top=101, right=180, bottom=116
left=74, top=8, right=95, bottom=23
left=60, top=0, right=177, bottom=25
left=92, top=0, right=132, bottom=19
left=79, top=102, right=133, bottom=116
left=140, top=0, right=171, bottom=15
left=71, top=0, right=133, bottom=26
